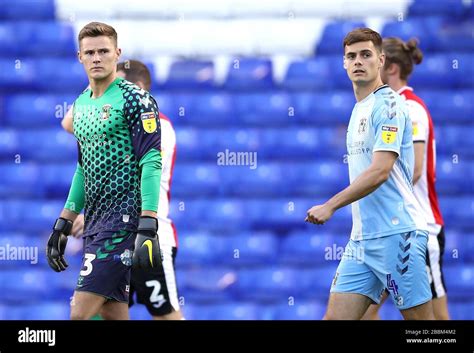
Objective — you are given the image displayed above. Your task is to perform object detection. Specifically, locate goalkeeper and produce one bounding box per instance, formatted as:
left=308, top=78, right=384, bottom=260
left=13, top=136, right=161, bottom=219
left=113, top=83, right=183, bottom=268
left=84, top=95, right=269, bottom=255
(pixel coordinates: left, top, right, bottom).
left=46, top=22, right=162, bottom=320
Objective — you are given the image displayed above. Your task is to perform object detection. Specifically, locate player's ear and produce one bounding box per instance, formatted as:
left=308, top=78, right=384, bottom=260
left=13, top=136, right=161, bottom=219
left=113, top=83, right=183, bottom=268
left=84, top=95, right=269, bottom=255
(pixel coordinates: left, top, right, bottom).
left=343, top=56, right=348, bottom=70
left=115, top=47, right=122, bottom=62
left=379, top=52, right=385, bottom=69
left=77, top=50, right=83, bottom=64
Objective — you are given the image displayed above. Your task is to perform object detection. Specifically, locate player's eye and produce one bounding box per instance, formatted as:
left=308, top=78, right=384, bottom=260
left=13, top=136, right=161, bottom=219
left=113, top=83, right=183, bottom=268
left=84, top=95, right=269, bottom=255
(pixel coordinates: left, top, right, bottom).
left=100, top=49, right=108, bottom=54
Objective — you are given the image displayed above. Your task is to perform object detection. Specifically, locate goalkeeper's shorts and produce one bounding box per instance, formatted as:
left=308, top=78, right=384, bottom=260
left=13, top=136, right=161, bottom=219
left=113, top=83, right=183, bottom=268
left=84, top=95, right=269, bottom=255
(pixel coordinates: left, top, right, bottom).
left=75, top=230, right=134, bottom=303
left=330, top=230, right=432, bottom=310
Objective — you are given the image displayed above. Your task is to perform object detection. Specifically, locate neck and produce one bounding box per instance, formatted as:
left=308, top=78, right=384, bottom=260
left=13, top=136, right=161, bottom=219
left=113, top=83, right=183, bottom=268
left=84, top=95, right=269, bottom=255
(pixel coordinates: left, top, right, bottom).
left=90, top=73, right=117, bottom=98
left=387, top=76, right=407, bottom=93
left=353, top=77, right=385, bottom=102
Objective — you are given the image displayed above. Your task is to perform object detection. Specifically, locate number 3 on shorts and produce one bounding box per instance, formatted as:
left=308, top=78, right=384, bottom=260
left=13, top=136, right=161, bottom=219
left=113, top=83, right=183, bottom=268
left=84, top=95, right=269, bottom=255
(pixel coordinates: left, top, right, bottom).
left=80, top=253, right=96, bottom=276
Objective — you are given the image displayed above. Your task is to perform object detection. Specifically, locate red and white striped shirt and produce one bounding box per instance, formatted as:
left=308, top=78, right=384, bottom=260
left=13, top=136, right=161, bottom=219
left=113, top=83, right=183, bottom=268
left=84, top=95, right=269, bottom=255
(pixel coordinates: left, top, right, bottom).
left=398, top=86, right=444, bottom=234
left=157, top=113, right=178, bottom=247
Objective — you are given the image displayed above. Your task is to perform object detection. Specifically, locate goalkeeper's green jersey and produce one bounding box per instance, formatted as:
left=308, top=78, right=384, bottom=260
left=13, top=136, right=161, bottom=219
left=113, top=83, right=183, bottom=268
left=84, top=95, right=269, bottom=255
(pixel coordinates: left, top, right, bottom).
left=65, top=77, right=162, bottom=236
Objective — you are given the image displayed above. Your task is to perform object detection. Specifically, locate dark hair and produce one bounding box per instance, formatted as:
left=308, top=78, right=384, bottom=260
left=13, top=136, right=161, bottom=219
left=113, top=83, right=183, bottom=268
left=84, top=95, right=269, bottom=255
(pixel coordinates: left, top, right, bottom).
left=78, top=22, right=118, bottom=47
left=117, top=60, right=151, bottom=91
left=343, top=27, right=383, bottom=53
left=383, top=37, right=423, bottom=80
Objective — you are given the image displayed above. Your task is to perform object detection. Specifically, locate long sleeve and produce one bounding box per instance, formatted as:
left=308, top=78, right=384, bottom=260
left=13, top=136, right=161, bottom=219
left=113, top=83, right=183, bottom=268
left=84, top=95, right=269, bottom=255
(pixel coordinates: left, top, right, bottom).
left=139, top=149, right=162, bottom=212
left=64, top=162, right=85, bottom=213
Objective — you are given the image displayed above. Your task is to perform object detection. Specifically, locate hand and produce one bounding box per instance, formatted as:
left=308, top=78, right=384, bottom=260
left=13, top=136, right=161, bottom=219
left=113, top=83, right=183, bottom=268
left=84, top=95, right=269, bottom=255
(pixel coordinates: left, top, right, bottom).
left=305, top=204, right=335, bottom=225
left=46, top=217, right=73, bottom=272
left=132, top=216, right=162, bottom=269
left=71, top=214, right=85, bottom=239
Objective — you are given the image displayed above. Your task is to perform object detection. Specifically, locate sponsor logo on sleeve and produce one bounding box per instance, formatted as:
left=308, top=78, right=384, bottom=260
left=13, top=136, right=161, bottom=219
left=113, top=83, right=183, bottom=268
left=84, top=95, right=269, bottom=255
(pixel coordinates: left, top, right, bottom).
left=381, top=125, right=398, bottom=144
left=141, top=112, right=157, bottom=133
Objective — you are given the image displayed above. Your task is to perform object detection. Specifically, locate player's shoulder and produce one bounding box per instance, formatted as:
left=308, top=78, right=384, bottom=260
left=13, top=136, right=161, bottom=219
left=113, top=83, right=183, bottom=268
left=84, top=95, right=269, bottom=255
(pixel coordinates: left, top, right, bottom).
left=75, top=86, right=92, bottom=104
left=373, top=85, right=407, bottom=117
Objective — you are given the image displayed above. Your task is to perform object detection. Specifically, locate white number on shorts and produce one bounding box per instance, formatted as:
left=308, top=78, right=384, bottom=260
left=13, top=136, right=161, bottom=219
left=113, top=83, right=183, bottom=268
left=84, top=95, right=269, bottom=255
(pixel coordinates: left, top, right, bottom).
left=80, top=253, right=96, bottom=276
left=146, top=280, right=166, bottom=308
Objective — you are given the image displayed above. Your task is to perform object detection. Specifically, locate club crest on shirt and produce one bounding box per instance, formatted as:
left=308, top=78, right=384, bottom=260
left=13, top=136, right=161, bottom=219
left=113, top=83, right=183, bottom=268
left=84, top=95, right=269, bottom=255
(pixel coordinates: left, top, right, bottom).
left=141, top=112, right=157, bottom=133
left=101, top=104, right=112, bottom=120
left=412, top=122, right=419, bottom=137
left=358, top=117, right=368, bottom=134
left=381, top=125, right=398, bottom=144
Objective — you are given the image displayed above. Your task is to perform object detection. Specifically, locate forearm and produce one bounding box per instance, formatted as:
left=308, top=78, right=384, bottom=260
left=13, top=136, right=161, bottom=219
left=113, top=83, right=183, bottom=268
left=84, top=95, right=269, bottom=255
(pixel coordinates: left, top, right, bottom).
left=326, top=167, right=389, bottom=211
left=64, top=163, right=85, bottom=214
left=139, top=149, right=162, bottom=214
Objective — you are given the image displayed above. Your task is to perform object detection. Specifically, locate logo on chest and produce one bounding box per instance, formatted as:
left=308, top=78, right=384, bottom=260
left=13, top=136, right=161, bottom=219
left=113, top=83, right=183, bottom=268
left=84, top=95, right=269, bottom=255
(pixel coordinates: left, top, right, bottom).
left=101, top=104, right=112, bottom=120
left=358, top=117, right=368, bottom=134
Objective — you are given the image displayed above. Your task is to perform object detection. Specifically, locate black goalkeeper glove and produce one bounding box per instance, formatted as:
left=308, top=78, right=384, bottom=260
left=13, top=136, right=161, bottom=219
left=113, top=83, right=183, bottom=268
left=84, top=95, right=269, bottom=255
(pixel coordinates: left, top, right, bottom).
left=132, top=216, right=162, bottom=269
left=46, top=217, right=73, bottom=272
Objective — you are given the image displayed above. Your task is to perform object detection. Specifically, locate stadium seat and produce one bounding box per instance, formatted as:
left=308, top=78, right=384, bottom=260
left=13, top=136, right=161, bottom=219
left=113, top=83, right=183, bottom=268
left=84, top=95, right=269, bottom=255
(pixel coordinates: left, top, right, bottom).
left=4, top=94, right=76, bottom=127
left=235, top=267, right=299, bottom=301
left=280, top=231, right=345, bottom=264
left=436, top=158, right=474, bottom=194
left=408, top=0, right=466, bottom=18
left=221, top=232, right=278, bottom=266
left=178, top=267, right=237, bottom=302
left=177, top=232, right=225, bottom=265
left=0, top=0, right=55, bottom=20
left=444, top=265, right=474, bottom=300
left=206, top=302, right=259, bottom=320
left=316, top=21, right=366, bottom=54
left=225, top=58, right=273, bottom=90
left=164, top=60, right=215, bottom=89
left=273, top=301, right=326, bottom=320
left=234, top=92, right=292, bottom=126
left=381, top=19, right=437, bottom=52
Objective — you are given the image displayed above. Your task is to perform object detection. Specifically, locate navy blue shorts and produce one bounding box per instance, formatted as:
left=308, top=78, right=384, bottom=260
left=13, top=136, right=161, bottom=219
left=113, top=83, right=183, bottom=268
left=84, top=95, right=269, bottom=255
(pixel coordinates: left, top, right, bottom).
left=75, top=230, right=134, bottom=303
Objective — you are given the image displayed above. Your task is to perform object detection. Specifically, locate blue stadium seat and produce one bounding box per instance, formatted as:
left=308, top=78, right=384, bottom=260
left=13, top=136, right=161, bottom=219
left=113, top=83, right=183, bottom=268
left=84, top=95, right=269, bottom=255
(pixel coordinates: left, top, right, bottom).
left=41, top=163, right=77, bottom=197
left=283, top=58, right=333, bottom=90
left=409, top=56, right=457, bottom=88
left=5, top=302, right=70, bottom=320
left=418, top=90, right=474, bottom=123
left=0, top=270, right=49, bottom=301
left=221, top=232, right=278, bottom=266
left=444, top=265, right=474, bottom=300
left=293, top=91, right=355, bottom=127
left=1, top=200, right=64, bottom=232
left=379, top=301, right=403, bottom=320
left=30, top=22, right=76, bottom=56
left=35, top=59, right=88, bottom=92
left=188, top=93, right=235, bottom=126
left=436, top=159, right=474, bottom=194
left=234, top=93, right=291, bottom=126
left=207, top=303, right=259, bottom=320
left=316, top=21, right=366, bottom=54
left=435, top=125, right=474, bottom=158
left=290, top=161, right=349, bottom=196
left=444, top=230, right=463, bottom=264
left=449, top=301, right=474, bottom=320
left=129, top=302, right=151, bottom=320
left=19, top=129, right=77, bottom=162
left=225, top=58, right=273, bottom=90
left=164, top=60, right=215, bottom=89
left=172, top=163, right=221, bottom=196
left=439, top=197, right=474, bottom=229
left=0, top=129, right=19, bottom=158
left=0, top=59, right=37, bottom=90
left=235, top=267, right=298, bottom=300
left=437, top=21, right=474, bottom=52
left=382, top=19, right=437, bottom=52
left=409, top=0, right=466, bottom=18
left=0, top=0, right=55, bottom=20
left=4, top=94, right=76, bottom=126
left=273, top=301, right=326, bottom=320
left=178, top=267, right=237, bottom=302
left=177, top=232, right=225, bottom=265
left=0, top=163, right=44, bottom=197
left=280, top=231, right=344, bottom=264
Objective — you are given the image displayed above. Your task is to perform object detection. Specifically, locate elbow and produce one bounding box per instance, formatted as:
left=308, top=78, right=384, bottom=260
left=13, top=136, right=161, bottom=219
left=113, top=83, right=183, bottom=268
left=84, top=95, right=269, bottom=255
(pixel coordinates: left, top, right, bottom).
left=375, top=169, right=391, bottom=185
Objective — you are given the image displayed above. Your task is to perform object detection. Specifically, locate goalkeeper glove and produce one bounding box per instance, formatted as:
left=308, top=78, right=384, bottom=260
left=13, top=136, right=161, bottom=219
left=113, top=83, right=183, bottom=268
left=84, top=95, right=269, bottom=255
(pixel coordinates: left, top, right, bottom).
left=133, top=216, right=162, bottom=269
left=46, top=217, right=73, bottom=272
